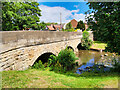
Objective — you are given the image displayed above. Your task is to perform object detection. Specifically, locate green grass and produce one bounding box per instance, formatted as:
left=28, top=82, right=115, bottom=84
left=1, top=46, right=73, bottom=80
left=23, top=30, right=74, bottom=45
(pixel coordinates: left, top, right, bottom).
left=91, top=41, right=107, bottom=49
left=2, top=69, right=119, bottom=88
left=0, top=72, right=2, bottom=90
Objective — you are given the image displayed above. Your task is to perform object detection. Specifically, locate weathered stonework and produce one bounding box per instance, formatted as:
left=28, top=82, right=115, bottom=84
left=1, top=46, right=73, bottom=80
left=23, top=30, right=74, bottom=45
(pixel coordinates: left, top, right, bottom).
left=0, top=31, right=93, bottom=71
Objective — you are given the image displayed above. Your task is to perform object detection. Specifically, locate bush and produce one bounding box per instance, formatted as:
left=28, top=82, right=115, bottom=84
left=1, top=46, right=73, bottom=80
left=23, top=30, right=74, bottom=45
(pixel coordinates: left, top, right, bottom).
left=86, top=28, right=91, bottom=31
left=66, top=22, right=72, bottom=30
left=63, top=28, right=74, bottom=32
left=111, top=58, right=120, bottom=73
left=48, top=48, right=79, bottom=72
left=32, top=60, right=45, bottom=70
left=81, top=30, right=93, bottom=50
left=32, top=48, right=79, bottom=73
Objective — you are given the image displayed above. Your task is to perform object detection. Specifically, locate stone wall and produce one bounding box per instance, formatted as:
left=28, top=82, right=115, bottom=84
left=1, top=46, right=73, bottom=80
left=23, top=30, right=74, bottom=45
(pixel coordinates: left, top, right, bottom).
left=0, top=31, right=82, bottom=53
left=0, top=39, right=81, bottom=71
left=0, top=31, right=93, bottom=71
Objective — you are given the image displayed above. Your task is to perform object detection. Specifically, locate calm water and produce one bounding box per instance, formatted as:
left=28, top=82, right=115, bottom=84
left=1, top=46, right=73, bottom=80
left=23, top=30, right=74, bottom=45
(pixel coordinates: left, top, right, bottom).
left=75, top=50, right=120, bottom=74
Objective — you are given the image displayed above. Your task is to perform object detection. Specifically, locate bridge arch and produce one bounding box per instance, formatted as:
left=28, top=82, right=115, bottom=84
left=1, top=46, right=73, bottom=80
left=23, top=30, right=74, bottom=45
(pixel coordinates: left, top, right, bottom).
left=77, top=42, right=86, bottom=50
left=66, top=46, right=74, bottom=51
left=30, top=50, right=57, bottom=67
left=32, top=52, right=55, bottom=66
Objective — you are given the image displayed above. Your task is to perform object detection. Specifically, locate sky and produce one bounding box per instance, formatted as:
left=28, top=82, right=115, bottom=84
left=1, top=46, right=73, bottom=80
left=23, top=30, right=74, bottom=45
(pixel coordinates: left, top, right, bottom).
left=38, top=1, right=91, bottom=24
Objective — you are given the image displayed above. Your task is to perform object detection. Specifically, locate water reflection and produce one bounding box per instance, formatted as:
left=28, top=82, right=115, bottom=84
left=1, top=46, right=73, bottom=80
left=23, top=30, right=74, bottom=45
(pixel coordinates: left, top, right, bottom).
left=76, top=50, right=119, bottom=74
left=76, top=50, right=104, bottom=65
left=76, top=58, right=95, bottom=74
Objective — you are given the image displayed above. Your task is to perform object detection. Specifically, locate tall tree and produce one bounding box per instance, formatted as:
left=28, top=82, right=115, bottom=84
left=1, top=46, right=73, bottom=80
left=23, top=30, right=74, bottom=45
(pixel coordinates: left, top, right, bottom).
left=66, top=22, right=72, bottom=30
left=76, top=20, right=85, bottom=31
left=86, top=2, right=120, bottom=54
left=2, top=2, right=41, bottom=31
left=39, top=22, right=46, bottom=30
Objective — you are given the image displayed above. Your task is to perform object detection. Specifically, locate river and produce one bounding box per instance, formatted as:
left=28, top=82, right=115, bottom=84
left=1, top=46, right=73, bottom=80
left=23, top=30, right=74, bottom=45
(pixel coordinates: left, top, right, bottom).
left=75, top=50, right=120, bottom=74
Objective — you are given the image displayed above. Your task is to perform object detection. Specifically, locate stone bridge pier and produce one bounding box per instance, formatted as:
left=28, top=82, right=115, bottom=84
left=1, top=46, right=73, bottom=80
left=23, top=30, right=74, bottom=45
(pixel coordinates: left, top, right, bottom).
left=0, top=31, right=93, bottom=71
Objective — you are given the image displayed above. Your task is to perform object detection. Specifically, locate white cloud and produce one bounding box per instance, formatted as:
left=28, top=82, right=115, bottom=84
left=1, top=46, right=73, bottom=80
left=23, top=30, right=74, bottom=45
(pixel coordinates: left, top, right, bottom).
left=39, top=5, right=87, bottom=24
left=74, top=13, right=86, bottom=22
left=74, top=5, right=79, bottom=8
left=71, top=9, right=79, bottom=13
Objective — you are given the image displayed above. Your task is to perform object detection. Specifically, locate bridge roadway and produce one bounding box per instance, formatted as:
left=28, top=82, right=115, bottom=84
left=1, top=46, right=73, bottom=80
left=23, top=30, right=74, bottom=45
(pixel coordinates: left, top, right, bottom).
left=0, top=31, right=93, bottom=71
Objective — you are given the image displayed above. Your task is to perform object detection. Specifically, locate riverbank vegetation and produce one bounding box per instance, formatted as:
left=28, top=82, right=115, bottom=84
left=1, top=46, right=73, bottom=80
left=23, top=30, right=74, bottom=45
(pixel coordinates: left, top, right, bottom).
left=33, top=48, right=78, bottom=73
left=77, top=30, right=93, bottom=50
left=81, top=30, right=93, bottom=50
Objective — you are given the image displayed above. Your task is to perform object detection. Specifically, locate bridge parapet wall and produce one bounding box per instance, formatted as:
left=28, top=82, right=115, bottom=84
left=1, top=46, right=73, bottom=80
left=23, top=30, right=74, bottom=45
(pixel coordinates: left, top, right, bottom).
left=0, top=31, right=82, bottom=53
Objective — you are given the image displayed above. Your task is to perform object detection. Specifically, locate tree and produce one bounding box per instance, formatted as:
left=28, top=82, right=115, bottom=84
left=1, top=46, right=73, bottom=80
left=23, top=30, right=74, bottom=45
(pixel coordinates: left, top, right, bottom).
left=76, top=20, right=85, bottom=31
left=48, top=48, right=78, bottom=72
left=86, top=2, right=120, bottom=54
left=46, top=22, right=58, bottom=26
left=39, top=22, right=46, bottom=30
left=2, top=2, right=41, bottom=31
left=66, top=22, right=72, bottom=30
left=78, top=30, right=93, bottom=50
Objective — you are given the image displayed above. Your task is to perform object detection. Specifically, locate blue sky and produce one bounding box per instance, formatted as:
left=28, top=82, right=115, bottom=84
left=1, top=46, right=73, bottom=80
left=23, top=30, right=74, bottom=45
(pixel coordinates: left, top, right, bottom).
left=38, top=2, right=92, bottom=24
left=39, top=2, right=89, bottom=14
left=37, top=0, right=86, bottom=2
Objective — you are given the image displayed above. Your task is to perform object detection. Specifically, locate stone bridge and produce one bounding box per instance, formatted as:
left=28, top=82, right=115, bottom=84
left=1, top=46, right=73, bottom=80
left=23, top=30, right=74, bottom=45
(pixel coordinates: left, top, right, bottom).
left=0, top=31, right=93, bottom=71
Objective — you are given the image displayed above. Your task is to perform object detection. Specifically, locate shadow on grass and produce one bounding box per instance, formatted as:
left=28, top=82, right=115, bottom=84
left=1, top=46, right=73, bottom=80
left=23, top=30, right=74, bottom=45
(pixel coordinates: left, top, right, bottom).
left=52, top=69, right=119, bottom=78
left=94, top=41, right=106, bottom=44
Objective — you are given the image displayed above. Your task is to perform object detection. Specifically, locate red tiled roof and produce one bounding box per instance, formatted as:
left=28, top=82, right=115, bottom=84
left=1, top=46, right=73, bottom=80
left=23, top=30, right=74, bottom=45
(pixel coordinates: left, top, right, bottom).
left=47, top=26, right=55, bottom=30
left=53, top=25, right=61, bottom=30
left=71, top=19, right=78, bottom=28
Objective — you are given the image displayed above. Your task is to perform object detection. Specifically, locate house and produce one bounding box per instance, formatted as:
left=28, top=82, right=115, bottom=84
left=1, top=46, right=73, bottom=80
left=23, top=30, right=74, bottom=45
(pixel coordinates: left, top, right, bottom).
left=46, top=25, right=55, bottom=31
left=46, top=24, right=63, bottom=31
left=63, top=19, right=90, bottom=31
left=53, top=25, right=61, bottom=30
left=63, top=19, right=78, bottom=29
left=70, top=19, right=78, bottom=29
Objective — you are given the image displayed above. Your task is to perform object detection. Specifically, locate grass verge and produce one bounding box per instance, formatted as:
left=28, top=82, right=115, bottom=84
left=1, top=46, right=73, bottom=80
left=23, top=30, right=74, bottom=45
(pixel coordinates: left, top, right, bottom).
left=91, top=41, right=107, bottom=50
left=2, top=69, right=119, bottom=88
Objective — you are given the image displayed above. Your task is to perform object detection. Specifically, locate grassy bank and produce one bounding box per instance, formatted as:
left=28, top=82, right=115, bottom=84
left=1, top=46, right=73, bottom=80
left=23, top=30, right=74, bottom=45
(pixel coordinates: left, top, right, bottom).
left=2, top=69, right=119, bottom=88
left=91, top=41, right=107, bottom=50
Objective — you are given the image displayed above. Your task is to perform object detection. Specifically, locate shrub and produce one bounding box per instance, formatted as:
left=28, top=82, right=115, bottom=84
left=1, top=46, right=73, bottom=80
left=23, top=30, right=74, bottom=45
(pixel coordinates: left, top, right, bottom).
left=63, top=28, right=74, bottom=32
left=81, top=30, right=93, bottom=50
left=48, top=48, right=79, bottom=72
left=32, top=48, right=79, bottom=73
left=66, top=22, right=72, bottom=29
left=86, top=28, right=91, bottom=31
left=111, top=58, right=120, bottom=73
left=32, top=60, right=45, bottom=70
